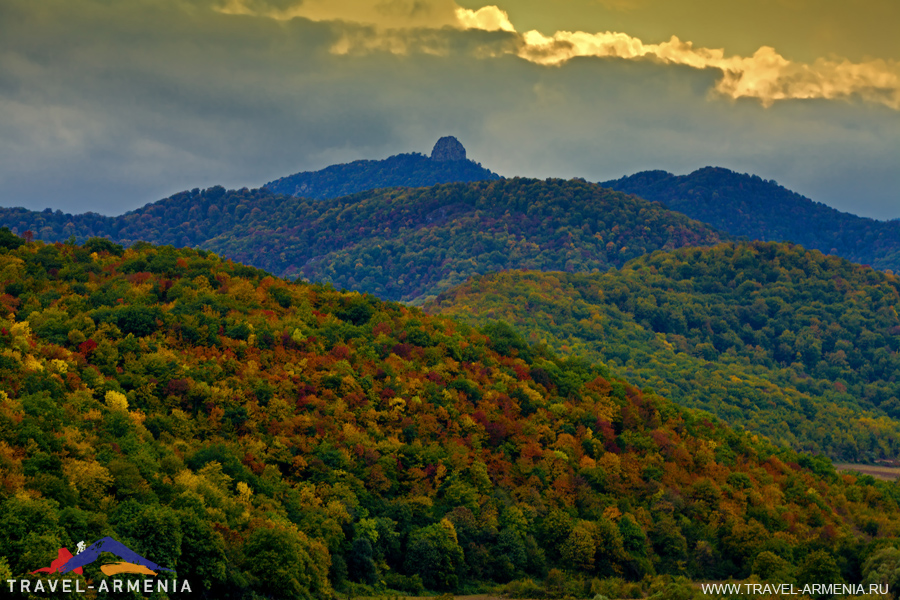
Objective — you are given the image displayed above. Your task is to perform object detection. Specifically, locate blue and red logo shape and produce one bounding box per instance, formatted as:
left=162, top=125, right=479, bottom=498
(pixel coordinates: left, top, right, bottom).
left=31, top=537, right=172, bottom=577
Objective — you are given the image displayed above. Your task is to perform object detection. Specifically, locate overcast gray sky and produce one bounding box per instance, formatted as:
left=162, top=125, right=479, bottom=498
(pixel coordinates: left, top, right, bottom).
left=1, top=0, right=898, bottom=218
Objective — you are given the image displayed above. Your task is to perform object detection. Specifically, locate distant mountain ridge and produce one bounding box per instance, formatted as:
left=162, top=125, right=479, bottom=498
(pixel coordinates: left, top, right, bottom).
left=265, top=136, right=500, bottom=199
left=0, top=178, right=726, bottom=301
left=602, top=167, right=900, bottom=272
left=203, top=178, right=726, bottom=302
left=6, top=151, right=900, bottom=301
left=0, top=179, right=725, bottom=302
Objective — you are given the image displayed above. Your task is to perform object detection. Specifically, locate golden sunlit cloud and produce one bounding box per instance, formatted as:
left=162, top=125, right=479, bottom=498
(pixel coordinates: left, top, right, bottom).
left=455, top=6, right=515, bottom=32
left=214, top=0, right=900, bottom=110
left=517, top=29, right=900, bottom=109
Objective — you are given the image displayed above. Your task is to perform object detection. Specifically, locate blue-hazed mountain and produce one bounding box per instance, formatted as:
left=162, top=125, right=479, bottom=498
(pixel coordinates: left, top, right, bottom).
left=602, top=167, right=900, bottom=272
left=265, top=136, right=500, bottom=199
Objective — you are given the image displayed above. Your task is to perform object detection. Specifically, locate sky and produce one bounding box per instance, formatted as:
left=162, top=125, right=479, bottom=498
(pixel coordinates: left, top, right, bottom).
left=1, top=0, right=898, bottom=219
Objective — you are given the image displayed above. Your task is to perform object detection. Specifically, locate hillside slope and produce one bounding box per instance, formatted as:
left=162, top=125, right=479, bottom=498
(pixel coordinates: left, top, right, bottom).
left=428, top=242, right=900, bottom=461
left=265, top=136, right=500, bottom=199
left=0, top=179, right=727, bottom=302
left=602, top=167, right=900, bottom=272
left=2, top=235, right=900, bottom=596
left=204, top=178, right=726, bottom=302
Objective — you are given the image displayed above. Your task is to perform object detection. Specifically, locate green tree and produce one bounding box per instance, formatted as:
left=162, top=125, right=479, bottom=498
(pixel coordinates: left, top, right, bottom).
left=244, top=525, right=332, bottom=600
left=177, top=511, right=228, bottom=591
left=0, top=226, right=24, bottom=250
left=863, top=547, right=900, bottom=600
left=651, top=517, right=688, bottom=575
left=797, top=551, right=841, bottom=599
left=562, top=521, right=596, bottom=572
left=347, top=536, right=377, bottom=585
left=753, top=551, right=793, bottom=581
left=0, top=495, right=63, bottom=574
left=494, top=527, right=528, bottom=581
left=404, top=519, right=465, bottom=591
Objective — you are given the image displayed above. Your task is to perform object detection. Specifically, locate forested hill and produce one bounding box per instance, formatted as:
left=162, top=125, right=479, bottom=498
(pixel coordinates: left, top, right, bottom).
left=3, top=235, right=900, bottom=597
left=427, top=242, right=900, bottom=462
left=265, top=136, right=500, bottom=199
left=0, top=178, right=726, bottom=303
left=602, top=167, right=900, bottom=272
left=203, top=178, right=725, bottom=302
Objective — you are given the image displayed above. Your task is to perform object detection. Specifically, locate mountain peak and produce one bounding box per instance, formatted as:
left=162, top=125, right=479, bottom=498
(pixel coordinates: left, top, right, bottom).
left=264, top=137, right=497, bottom=199
left=603, top=166, right=900, bottom=272
left=431, top=136, right=466, bottom=162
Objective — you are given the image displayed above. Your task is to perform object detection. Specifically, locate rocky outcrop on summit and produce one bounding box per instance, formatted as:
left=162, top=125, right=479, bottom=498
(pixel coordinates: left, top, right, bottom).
left=263, top=137, right=498, bottom=199
left=430, top=136, right=467, bottom=161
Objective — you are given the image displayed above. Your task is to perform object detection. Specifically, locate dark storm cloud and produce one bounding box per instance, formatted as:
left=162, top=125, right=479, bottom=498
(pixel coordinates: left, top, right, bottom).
left=0, top=0, right=373, bottom=213
left=0, top=0, right=515, bottom=213
left=0, top=0, right=897, bottom=219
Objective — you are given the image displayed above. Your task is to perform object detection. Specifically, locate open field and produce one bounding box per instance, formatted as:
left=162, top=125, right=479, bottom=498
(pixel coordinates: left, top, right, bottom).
left=835, top=463, right=900, bottom=481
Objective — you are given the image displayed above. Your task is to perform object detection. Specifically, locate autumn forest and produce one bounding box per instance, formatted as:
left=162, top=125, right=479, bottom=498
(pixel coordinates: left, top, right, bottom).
left=1, top=160, right=900, bottom=600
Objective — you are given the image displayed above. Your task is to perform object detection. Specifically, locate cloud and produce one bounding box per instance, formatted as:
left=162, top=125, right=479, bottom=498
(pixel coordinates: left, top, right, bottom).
left=455, top=5, right=515, bottom=32
left=215, top=0, right=460, bottom=28
left=216, top=1, right=516, bottom=56
left=211, top=1, right=900, bottom=111
left=0, top=0, right=898, bottom=222
left=516, top=29, right=900, bottom=109
left=216, top=0, right=515, bottom=32
left=329, top=25, right=449, bottom=57
left=715, top=51, right=900, bottom=109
